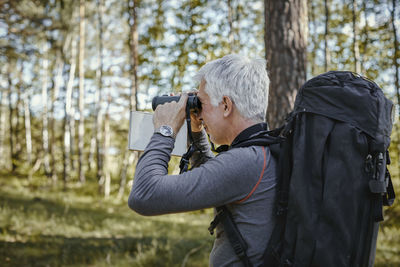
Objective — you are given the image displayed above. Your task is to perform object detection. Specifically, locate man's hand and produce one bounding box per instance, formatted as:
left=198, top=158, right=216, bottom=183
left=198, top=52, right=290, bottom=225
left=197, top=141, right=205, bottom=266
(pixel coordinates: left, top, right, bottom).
left=153, top=93, right=188, bottom=135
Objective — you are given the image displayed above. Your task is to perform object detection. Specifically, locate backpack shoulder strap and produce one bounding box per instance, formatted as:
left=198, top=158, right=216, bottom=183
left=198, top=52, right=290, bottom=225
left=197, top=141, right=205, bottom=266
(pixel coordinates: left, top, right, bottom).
left=262, top=116, right=296, bottom=266
left=208, top=145, right=267, bottom=266
left=207, top=124, right=285, bottom=266
left=209, top=206, right=253, bottom=267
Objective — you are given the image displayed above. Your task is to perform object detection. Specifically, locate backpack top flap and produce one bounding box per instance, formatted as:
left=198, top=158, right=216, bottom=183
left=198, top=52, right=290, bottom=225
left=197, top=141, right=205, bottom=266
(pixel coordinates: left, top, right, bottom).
left=293, top=71, right=393, bottom=150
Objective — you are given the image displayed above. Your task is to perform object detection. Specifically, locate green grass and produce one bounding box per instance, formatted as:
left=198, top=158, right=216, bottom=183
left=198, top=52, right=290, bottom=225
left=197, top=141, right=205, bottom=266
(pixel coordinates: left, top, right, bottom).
left=0, top=171, right=399, bottom=266
left=0, top=172, right=213, bottom=266
left=376, top=204, right=400, bottom=267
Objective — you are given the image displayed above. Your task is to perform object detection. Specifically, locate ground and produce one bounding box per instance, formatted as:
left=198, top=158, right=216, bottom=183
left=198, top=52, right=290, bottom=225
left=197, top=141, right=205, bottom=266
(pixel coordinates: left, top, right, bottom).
left=0, top=172, right=399, bottom=266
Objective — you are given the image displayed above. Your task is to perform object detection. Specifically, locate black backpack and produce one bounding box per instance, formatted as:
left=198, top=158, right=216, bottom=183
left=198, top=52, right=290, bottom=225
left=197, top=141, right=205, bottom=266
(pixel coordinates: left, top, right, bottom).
left=209, top=71, right=396, bottom=267
left=262, top=71, right=396, bottom=267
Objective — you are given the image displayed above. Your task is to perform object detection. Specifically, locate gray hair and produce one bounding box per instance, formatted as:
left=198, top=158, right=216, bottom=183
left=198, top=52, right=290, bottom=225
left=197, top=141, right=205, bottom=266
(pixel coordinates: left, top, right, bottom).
left=194, top=54, right=269, bottom=122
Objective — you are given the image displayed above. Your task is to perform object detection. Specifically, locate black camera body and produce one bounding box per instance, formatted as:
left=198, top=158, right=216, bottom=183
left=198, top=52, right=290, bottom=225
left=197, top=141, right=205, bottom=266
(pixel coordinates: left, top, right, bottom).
left=152, top=94, right=201, bottom=111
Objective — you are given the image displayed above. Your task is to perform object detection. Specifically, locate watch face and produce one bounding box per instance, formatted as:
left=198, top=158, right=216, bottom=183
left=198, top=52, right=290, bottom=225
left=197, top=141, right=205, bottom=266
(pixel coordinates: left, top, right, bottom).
left=160, top=125, right=173, bottom=137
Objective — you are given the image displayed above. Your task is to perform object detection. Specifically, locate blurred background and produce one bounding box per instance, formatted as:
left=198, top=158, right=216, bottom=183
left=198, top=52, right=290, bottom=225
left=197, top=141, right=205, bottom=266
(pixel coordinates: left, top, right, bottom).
left=0, top=0, right=399, bottom=266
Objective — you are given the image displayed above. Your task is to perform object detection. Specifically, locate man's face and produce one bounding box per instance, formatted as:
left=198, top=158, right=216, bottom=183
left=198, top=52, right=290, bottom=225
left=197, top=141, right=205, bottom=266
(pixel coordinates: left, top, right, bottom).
left=197, top=80, right=227, bottom=145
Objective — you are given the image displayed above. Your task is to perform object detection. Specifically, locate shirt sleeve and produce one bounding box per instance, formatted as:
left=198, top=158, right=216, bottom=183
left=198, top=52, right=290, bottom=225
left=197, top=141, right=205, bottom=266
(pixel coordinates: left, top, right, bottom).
left=128, top=133, right=268, bottom=216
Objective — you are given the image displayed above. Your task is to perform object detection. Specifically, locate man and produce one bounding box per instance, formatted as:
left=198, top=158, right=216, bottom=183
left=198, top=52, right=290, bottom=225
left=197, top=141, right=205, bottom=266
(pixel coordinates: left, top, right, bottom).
left=128, top=54, right=277, bottom=266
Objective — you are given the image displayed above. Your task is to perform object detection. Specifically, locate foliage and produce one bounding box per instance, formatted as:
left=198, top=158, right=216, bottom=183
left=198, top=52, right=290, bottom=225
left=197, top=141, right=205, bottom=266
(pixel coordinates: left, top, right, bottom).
left=1, top=0, right=398, bottom=187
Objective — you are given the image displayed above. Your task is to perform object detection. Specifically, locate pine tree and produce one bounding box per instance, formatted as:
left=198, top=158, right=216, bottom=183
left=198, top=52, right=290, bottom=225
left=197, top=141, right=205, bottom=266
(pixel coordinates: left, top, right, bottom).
left=78, top=0, right=86, bottom=183
left=118, top=0, right=139, bottom=198
left=324, top=0, right=331, bottom=72
left=351, top=0, right=361, bottom=73
left=390, top=0, right=400, bottom=178
left=95, top=0, right=105, bottom=186
left=264, top=0, right=308, bottom=128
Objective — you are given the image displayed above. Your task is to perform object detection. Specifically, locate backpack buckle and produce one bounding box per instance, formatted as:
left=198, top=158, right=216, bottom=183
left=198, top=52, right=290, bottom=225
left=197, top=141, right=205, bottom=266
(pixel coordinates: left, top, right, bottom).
left=276, top=206, right=287, bottom=216
left=276, top=191, right=289, bottom=216
left=208, top=209, right=225, bottom=235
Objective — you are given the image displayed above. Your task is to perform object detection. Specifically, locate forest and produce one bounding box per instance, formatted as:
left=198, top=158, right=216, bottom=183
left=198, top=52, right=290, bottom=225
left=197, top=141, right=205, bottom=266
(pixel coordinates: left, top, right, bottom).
left=0, top=0, right=399, bottom=266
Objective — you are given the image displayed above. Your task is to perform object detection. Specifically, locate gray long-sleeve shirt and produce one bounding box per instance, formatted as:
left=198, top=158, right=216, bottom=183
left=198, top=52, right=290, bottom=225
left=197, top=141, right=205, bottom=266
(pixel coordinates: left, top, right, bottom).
left=128, top=130, right=277, bottom=266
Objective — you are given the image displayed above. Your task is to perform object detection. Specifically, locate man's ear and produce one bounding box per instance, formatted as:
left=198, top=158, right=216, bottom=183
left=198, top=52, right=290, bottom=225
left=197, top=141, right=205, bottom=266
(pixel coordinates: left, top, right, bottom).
left=222, top=96, right=233, bottom=117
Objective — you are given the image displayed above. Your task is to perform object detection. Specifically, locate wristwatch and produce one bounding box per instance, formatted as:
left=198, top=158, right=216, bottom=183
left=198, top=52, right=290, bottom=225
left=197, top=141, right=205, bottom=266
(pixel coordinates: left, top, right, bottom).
left=155, top=125, right=176, bottom=138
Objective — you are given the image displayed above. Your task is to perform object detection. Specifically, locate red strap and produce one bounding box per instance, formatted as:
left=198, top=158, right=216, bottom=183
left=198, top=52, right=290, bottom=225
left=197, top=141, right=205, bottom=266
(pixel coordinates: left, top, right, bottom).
left=236, top=146, right=267, bottom=204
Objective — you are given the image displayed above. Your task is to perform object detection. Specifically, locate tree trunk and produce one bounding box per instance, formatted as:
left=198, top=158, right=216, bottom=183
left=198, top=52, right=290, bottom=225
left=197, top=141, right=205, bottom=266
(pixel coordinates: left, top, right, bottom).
left=264, top=0, right=308, bottom=129
left=78, top=0, right=86, bottom=183
left=391, top=0, right=399, bottom=118
left=128, top=0, right=139, bottom=112
left=88, top=128, right=96, bottom=172
left=15, top=63, right=23, bottom=162
left=70, top=108, right=77, bottom=173
left=360, top=1, right=369, bottom=75
left=23, top=88, right=32, bottom=169
left=391, top=0, right=400, bottom=176
left=93, top=0, right=104, bottom=185
left=42, top=43, right=51, bottom=178
left=324, top=0, right=330, bottom=72
left=103, top=94, right=111, bottom=198
left=352, top=0, right=361, bottom=73
left=118, top=151, right=135, bottom=199
left=49, top=50, right=63, bottom=182
left=7, top=64, right=16, bottom=172
left=64, top=36, right=78, bottom=183
left=308, top=0, right=316, bottom=76
left=118, top=0, right=140, bottom=197
left=0, top=88, right=7, bottom=168
left=227, top=0, right=234, bottom=52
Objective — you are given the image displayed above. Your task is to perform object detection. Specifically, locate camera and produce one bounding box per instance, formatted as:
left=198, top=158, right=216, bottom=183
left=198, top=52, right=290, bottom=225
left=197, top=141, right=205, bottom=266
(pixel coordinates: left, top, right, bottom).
left=152, top=94, right=202, bottom=111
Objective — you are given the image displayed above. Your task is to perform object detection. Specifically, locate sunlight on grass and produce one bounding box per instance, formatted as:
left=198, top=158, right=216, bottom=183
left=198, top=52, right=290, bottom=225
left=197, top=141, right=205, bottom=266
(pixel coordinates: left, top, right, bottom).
left=0, top=174, right=213, bottom=266
left=376, top=225, right=400, bottom=266
left=1, top=172, right=399, bottom=266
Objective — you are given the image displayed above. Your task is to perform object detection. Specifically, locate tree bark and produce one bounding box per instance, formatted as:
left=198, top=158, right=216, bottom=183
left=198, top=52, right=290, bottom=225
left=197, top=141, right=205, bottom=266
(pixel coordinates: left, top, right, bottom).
left=15, top=63, right=23, bottom=161
left=23, top=88, right=32, bottom=169
left=49, top=50, right=63, bottom=182
left=118, top=152, right=135, bottom=199
left=88, top=132, right=96, bottom=172
left=118, top=0, right=140, bottom=197
left=128, top=0, right=139, bottom=112
left=96, top=0, right=104, bottom=187
left=0, top=87, right=6, bottom=168
left=391, top=0, right=399, bottom=118
left=227, top=0, right=234, bottom=52
left=352, top=0, right=361, bottom=74
left=64, top=36, right=78, bottom=183
left=391, top=0, right=400, bottom=176
left=360, top=1, right=369, bottom=75
left=103, top=94, right=111, bottom=197
left=78, top=0, right=86, bottom=183
left=264, top=0, right=308, bottom=129
left=324, top=0, right=331, bottom=72
left=308, top=0, right=316, bottom=76
left=42, top=43, right=51, bottom=178
left=7, top=64, right=16, bottom=172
